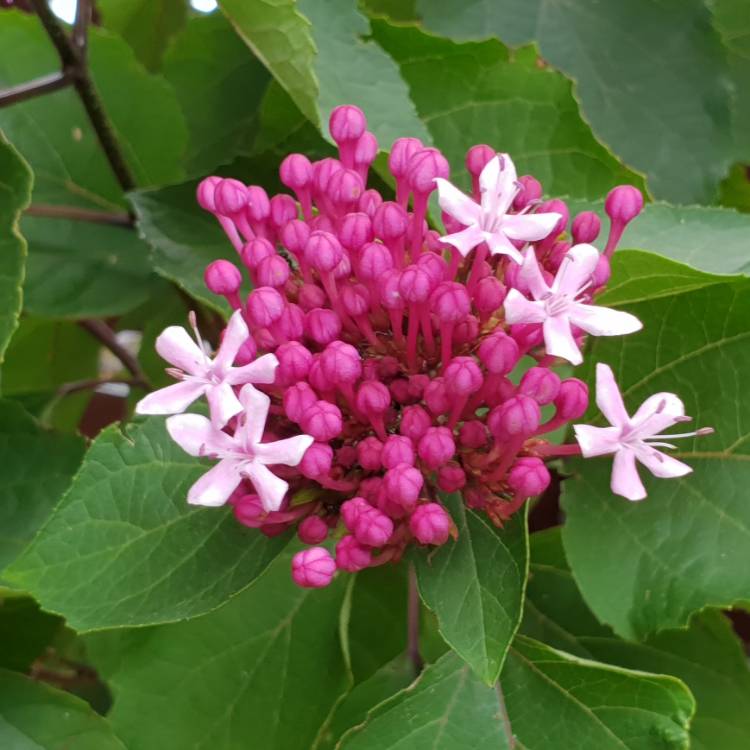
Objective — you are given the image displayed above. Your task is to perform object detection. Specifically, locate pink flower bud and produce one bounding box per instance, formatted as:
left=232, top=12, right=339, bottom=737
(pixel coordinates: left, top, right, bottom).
left=389, top=379, right=411, bottom=404
left=305, top=230, right=343, bottom=273
left=280, top=153, right=313, bottom=190
left=269, top=194, right=298, bottom=230
left=444, top=356, right=483, bottom=396
left=246, top=185, right=270, bottom=223
left=247, top=286, right=284, bottom=327
left=407, top=374, right=428, bottom=401
left=354, top=131, right=378, bottom=168
left=358, top=477, right=382, bottom=505
left=255, top=254, right=290, bottom=288
left=373, top=201, right=409, bottom=241
left=327, top=168, right=364, bottom=211
left=358, top=188, right=383, bottom=216
left=407, top=148, right=450, bottom=194
left=338, top=212, right=373, bottom=251
left=214, top=178, right=248, bottom=216
left=329, top=105, right=367, bottom=144
left=512, top=175, right=542, bottom=211
left=233, top=493, right=265, bottom=527
left=592, top=253, right=611, bottom=287
left=379, top=270, right=404, bottom=310
left=377, top=356, right=401, bottom=379
left=418, top=426, right=456, bottom=469
left=306, top=308, right=342, bottom=346
left=488, top=395, right=541, bottom=440
left=321, top=340, right=362, bottom=385
left=442, top=210, right=465, bottom=235
left=571, top=211, right=601, bottom=244
left=299, top=441, right=334, bottom=479
left=283, top=382, right=317, bottom=423
left=465, top=144, right=495, bottom=178
left=478, top=332, right=520, bottom=375
left=554, top=378, right=589, bottom=419
left=341, top=497, right=371, bottom=530
left=353, top=507, right=393, bottom=547
left=453, top=315, right=479, bottom=346
left=409, top=503, right=451, bottom=545
left=388, top=137, right=423, bottom=178
left=298, top=515, right=329, bottom=544
left=359, top=242, right=394, bottom=281
left=437, top=462, right=466, bottom=492
left=302, top=400, right=342, bottom=441
left=399, top=264, right=434, bottom=303
left=298, top=283, right=326, bottom=311
left=196, top=175, right=220, bottom=212
left=399, top=405, right=431, bottom=442
left=417, top=252, right=447, bottom=283
left=357, top=436, right=383, bottom=472
left=240, top=237, right=275, bottom=271
left=307, top=356, right=327, bottom=393
left=605, top=185, right=643, bottom=225
left=508, top=457, right=551, bottom=497
left=537, top=199, right=568, bottom=239
left=519, top=367, right=561, bottom=405
left=381, top=435, right=415, bottom=469
left=430, top=282, right=470, bottom=323
left=273, top=302, right=305, bottom=342
left=276, top=341, right=313, bottom=386
left=473, top=276, right=506, bottom=315
left=204, top=259, right=242, bottom=296
left=424, top=377, right=450, bottom=416
left=292, top=547, right=336, bottom=588
left=336, top=535, right=372, bottom=572
left=280, top=219, right=310, bottom=257
left=313, top=158, right=343, bottom=195
left=341, top=283, right=371, bottom=317
left=459, top=419, right=487, bottom=449
left=382, top=463, right=423, bottom=510
left=356, top=380, right=390, bottom=416
left=234, top=335, right=258, bottom=366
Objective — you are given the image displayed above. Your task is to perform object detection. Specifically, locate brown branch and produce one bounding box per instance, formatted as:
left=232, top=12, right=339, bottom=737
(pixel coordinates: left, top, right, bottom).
left=78, top=319, right=151, bottom=389
left=56, top=376, right=140, bottom=397
left=25, top=203, right=133, bottom=227
left=0, top=71, right=71, bottom=107
left=72, top=0, right=89, bottom=53
left=29, top=0, right=137, bottom=194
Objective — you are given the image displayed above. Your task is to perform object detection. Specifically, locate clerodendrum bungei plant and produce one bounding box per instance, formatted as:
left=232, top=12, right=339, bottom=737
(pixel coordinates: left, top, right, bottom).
left=136, top=105, right=713, bottom=588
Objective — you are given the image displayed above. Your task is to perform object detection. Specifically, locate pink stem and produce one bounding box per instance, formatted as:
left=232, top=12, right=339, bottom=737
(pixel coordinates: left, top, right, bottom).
left=486, top=437, right=524, bottom=482
left=447, top=395, right=469, bottom=429
left=297, top=188, right=313, bottom=221
left=355, top=315, right=382, bottom=350
left=234, top=213, right=255, bottom=242
left=604, top=220, right=625, bottom=259
left=447, top=247, right=461, bottom=281
left=410, top=192, right=428, bottom=258
left=420, top=304, right=435, bottom=355
left=466, top=243, right=488, bottom=294
left=218, top=216, right=244, bottom=253
left=224, top=291, right=242, bottom=310
left=370, top=413, right=387, bottom=441
left=439, top=321, right=455, bottom=372
left=389, top=308, right=405, bottom=346
left=534, top=442, right=581, bottom=457
left=406, top=303, right=420, bottom=372
left=396, top=181, right=410, bottom=208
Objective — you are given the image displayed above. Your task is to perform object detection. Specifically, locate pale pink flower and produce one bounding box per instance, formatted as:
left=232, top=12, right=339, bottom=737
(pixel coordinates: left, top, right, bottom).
left=574, top=364, right=713, bottom=501
left=435, top=154, right=561, bottom=261
left=166, top=385, right=314, bottom=510
left=503, top=244, right=642, bottom=365
left=135, top=310, right=278, bottom=428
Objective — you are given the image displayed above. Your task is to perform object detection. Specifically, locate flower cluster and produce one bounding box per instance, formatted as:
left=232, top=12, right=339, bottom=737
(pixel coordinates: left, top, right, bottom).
left=137, top=104, right=712, bottom=588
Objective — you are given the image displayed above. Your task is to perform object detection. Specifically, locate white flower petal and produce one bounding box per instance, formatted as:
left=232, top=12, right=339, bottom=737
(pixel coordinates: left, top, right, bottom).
left=485, top=230, right=523, bottom=263
left=634, top=445, right=693, bottom=479
left=237, top=384, right=271, bottom=446
left=543, top=315, right=582, bottom=365
left=187, top=459, right=242, bottom=507
left=503, top=212, right=560, bottom=243
left=226, top=353, right=279, bottom=386
left=503, top=289, right=547, bottom=324
left=569, top=303, right=642, bottom=337
left=611, top=448, right=647, bottom=501
left=518, top=247, right=550, bottom=300
left=573, top=424, right=621, bottom=457
left=166, top=413, right=236, bottom=457
left=439, top=225, right=486, bottom=257
left=595, top=363, right=630, bottom=428
left=213, top=310, right=249, bottom=372
left=243, top=462, right=289, bottom=512
left=629, top=392, right=686, bottom=439
left=550, top=243, right=599, bottom=295
left=480, top=154, right=517, bottom=215
left=155, top=326, right=206, bottom=375
left=434, top=178, right=482, bottom=226
left=206, top=381, right=243, bottom=429
left=254, top=435, right=314, bottom=467
left=135, top=380, right=205, bottom=416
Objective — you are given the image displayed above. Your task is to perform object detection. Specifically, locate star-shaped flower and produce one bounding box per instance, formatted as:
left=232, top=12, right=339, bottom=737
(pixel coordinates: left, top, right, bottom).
left=136, top=310, right=278, bottom=428
left=503, top=244, right=642, bottom=365
left=435, top=154, right=561, bottom=262
left=573, top=363, right=713, bottom=501
left=166, top=385, right=314, bottom=510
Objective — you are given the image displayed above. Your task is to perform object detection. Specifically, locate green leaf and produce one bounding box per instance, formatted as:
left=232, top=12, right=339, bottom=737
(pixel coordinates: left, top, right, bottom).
left=0, top=133, right=31, bottom=364
left=6, top=416, right=288, bottom=631
left=218, top=0, right=430, bottom=144
left=502, top=636, right=694, bottom=750
left=413, top=0, right=733, bottom=203
left=85, top=548, right=350, bottom=750
left=414, top=493, right=528, bottom=685
left=99, top=0, right=187, bottom=72
left=522, top=529, right=750, bottom=750
left=163, top=13, right=270, bottom=174
left=0, top=668, right=125, bottom=750
left=338, top=651, right=513, bottom=750
left=0, top=595, right=63, bottom=672
left=562, top=281, right=750, bottom=639
left=0, top=400, right=84, bottom=573
left=371, top=21, right=645, bottom=199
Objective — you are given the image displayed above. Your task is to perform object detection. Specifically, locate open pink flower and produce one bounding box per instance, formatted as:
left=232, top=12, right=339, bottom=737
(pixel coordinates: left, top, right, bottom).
left=503, top=244, right=642, bottom=364
left=136, top=310, right=278, bottom=428
left=166, top=385, right=314, bottom=510
left=574, top=364, right=713, bottom=501
left=435, top=154, right=561, bottom=261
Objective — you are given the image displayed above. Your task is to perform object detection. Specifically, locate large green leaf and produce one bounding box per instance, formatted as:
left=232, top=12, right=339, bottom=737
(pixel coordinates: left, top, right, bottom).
left=0, top=668, right=125, bottom=749
left=218, top=0, right=430, bottom=144
left=414, top=493, right=528, bottom=685
left=502, top=636, right=693, bottom=750
left=338, top=651, right=513, bottom=750
left=85, top=549, right=349, bottom=750
left=372, top=21, right=644, bottom=199
left=0, top=133, right=30, bottom=364
left=163, top=13, right=270, bottom=174
left=522, top=529, right=750, bottom=750
left=562, top=281, right=750, bottom=639
left=99, top=0, right=187, bottom=72
left=0, top=400, right=84, bottom=573
left=6, top=416, right=288, bottom=631
left=413, top=0, right=733, bottom=203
